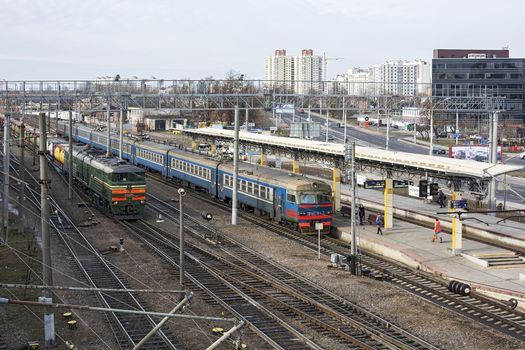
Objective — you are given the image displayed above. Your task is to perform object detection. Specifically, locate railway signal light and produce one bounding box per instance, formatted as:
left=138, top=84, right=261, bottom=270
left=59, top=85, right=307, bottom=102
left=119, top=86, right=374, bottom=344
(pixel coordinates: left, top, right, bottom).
left=202, top=212, right=213, bottom=222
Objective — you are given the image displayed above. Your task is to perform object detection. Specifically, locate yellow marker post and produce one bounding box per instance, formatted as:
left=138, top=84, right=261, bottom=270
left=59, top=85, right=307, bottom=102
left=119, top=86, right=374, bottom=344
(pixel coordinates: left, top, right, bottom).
left=260, top=152, right=267, bottom=166
left=332, top=167, right=341, bottom=212
left=292, top=160, right=300, bottom=174
left=384, top=178, right=393, bottom=229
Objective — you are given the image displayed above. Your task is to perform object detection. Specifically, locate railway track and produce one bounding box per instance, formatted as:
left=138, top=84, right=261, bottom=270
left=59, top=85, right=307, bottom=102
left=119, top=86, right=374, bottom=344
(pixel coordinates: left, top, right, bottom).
left=20, top=163, right=181, bottom=349
left=147, top=174, right=525, bottom=343
left=136, top=193, right=438, bottom=349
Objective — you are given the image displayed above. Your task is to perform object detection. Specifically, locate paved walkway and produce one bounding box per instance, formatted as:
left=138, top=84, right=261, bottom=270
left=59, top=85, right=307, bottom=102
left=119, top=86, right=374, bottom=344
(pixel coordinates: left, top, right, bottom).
left=334, top=213, right=525, bottom=299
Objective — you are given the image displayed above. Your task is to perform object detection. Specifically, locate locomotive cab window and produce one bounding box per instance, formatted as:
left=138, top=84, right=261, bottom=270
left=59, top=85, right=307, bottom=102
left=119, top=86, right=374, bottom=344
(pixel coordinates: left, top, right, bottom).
left=286, top=193, right=297, bottom=203
left=317, top=193, right=332, bottom=203
left=299, top=193, right=316, bottom=204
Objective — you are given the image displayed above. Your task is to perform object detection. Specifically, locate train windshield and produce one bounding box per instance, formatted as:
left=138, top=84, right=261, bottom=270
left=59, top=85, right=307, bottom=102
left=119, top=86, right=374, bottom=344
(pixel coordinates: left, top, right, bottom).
left=299, top=192, right=332, bottom=204
left=112, top=172, right=145, bottom=182
left=299, top=194, right=317, bottom=204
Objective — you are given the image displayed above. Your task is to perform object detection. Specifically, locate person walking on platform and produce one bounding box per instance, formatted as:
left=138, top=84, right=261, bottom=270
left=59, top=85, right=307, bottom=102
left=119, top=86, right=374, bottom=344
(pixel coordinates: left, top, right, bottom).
left=375, top=214, right=383, bottom=235
left=432, top=218, right=442, bottom=243
left=438, top=190, right=446, bottom=208
left=358, top=204, right=365, bottom=225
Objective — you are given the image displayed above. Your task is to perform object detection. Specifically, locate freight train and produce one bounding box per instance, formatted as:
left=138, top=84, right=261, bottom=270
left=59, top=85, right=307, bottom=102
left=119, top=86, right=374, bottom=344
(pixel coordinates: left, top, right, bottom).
left=10, top=119, right=146, bottom=219
left=11, top=119, right=332, bottom=233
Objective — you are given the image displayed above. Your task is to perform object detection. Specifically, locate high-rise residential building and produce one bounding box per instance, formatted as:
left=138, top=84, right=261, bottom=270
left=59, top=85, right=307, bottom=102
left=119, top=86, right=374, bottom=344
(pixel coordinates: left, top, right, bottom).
left=345, top=68, right=372, bottom=95
left=265, top=49, right=323, bottom=94
left=266, top=49, right=295, bottom=90
left=341, top=60, right=430, bottom=96
left=294, top=49, right=323, bottom=94
left=432, top=49, right=525, bottom=124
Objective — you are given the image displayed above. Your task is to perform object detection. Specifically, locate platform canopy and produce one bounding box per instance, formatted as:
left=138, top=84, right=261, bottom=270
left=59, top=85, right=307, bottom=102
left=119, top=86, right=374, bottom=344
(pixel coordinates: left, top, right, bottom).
left=183, top=128, right=524, bottom=179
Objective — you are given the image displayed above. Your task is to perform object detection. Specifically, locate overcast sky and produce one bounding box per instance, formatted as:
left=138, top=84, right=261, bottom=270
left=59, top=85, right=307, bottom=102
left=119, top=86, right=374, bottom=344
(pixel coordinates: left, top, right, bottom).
left=1, top=0, right=523, bottom=80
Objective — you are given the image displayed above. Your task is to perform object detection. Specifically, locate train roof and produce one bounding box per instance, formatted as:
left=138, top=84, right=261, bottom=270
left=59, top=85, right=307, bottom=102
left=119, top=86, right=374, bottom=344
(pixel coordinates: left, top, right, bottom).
left=73, top=146, right=144, bottom=174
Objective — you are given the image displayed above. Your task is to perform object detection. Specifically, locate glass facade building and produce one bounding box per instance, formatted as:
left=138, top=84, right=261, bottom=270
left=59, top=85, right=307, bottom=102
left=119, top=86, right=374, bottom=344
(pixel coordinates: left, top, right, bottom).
left=432, top=50, right=525, bottom=123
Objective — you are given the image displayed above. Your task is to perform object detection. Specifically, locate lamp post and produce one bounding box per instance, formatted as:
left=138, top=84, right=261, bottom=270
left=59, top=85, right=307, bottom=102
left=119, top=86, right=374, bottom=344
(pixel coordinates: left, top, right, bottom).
left=178, top=188, right=186, bottom=288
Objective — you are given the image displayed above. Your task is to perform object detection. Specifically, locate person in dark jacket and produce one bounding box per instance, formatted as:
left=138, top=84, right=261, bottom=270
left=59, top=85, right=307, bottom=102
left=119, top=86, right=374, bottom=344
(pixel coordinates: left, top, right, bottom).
left=358, top=204, right=365, bottom=225
left=438, top=190, right=446, bottom=208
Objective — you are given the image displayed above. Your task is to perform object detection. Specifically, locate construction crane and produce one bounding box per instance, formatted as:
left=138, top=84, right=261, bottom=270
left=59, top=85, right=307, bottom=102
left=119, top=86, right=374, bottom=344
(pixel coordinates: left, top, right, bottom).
left=322, top=52, right=344, bottom=80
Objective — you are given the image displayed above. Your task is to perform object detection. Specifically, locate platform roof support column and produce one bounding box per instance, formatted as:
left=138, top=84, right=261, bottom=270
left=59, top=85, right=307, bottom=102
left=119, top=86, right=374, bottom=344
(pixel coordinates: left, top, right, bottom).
left=332, top=165, right=341, bottom=212
left=451, top=191, right=463, bottom=255
left=292, top=153, right=300, bottom=175
left=384, top=178, right=393, bottom=229
left=191, top=139, right=198, bottom=151
left=210, top=143, right=217, bottom=156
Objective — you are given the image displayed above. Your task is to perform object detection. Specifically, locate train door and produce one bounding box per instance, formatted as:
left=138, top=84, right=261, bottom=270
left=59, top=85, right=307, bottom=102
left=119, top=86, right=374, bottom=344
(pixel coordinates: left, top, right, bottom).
left=274, top=189, right=285, bottom=223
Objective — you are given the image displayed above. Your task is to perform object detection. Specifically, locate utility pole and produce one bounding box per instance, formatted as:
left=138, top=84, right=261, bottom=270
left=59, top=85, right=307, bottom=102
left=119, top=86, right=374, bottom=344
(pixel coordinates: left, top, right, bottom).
left=350, top=141, right=358, bottom=275
left=178, top=188, right=185, bottom=288
left=342, top=97, right=347, bottom=143
left=119, top=108, right=123, bottom=160
left=488, top=111, right=499, bottom=215
left=18, top=120, right=25, bottom=234
left=429, top=108, right=434, bottom=156
left=2, top=113, right=10, bottom=244
left=68, top=111, right=73, bottom=200
left=39, top=112, right=55, bottom=348
left=232, top=106, right=240, bottom=225
left=325, top=109, right=329, bottom=143
left=106, top=99, right=111, bottom=157
left=245, top=108, right=249, bottom=131
left=455, top=111, right=459, bottom=145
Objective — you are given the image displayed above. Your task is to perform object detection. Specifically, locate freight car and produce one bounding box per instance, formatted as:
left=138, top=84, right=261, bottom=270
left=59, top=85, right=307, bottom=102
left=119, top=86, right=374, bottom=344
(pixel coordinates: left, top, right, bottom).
left=58, top=121, right=332, bottom=232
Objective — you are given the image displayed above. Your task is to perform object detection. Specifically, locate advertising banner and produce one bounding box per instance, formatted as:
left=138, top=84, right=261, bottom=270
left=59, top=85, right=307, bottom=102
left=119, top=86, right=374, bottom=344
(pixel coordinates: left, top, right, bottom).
left=449, top=145, right=502, bottom=162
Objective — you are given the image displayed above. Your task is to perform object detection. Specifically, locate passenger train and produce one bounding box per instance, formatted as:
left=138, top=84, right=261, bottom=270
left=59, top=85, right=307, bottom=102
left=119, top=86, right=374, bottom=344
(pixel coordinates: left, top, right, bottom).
left=11, top=119, right=333, bottom=233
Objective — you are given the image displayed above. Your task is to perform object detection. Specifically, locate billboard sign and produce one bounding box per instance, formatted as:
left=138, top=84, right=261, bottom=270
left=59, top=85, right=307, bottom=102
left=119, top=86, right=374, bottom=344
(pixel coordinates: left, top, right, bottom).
left=449, top=145, right=502, bottom=163
left=290, top=122, right=320, bottom=139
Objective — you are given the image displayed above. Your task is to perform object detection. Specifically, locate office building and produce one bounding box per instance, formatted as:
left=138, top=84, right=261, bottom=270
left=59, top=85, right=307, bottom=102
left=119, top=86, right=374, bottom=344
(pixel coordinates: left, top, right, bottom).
left=432, top=49, right=525, bottom=124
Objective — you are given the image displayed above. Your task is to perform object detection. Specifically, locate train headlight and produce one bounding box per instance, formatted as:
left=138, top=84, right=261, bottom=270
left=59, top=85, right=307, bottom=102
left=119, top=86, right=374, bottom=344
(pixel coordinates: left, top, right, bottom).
left=113, top=201, right=118, bottom=205
left=140, top=200, right=145, bottom=204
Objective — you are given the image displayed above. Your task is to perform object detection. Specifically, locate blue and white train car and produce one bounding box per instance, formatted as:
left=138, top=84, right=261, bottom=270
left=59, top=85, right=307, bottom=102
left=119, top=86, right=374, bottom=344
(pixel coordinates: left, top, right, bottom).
left=167, top=152, right=219, bottom=194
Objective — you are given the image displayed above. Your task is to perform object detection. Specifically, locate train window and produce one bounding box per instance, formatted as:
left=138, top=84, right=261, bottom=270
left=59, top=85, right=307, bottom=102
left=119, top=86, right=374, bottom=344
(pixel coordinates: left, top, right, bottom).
left=286, top=194, right=296, bottom=203
left=254, top=184, right=259, bottom=196
left=299, top=193, right=316, bottom=204
left=247, top=182, right=253, bottom=193
left=240, top=180, right=246, bottom=192
left=317, top=193, right=331, bottom=203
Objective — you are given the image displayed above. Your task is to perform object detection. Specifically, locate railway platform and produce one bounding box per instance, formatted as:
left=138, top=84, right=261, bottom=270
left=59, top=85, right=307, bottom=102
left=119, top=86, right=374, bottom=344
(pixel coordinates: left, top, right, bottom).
left=334, top=185, right=525, bottom=306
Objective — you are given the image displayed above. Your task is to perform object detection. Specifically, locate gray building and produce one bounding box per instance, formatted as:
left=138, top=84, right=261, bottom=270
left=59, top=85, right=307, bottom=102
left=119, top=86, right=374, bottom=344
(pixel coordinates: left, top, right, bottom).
left=432, top=49, right=525, bottom=129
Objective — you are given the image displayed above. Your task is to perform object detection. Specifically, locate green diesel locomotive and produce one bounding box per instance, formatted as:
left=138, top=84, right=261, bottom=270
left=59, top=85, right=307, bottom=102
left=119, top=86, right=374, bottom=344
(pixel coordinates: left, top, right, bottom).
left=48, top=139, right=146, bottom=220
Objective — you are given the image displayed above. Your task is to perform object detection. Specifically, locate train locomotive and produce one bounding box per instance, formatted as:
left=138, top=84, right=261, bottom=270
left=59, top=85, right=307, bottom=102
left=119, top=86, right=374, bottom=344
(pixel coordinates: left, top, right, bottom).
left=9, top=119, right=146, bottom=220
left=13, top=118, right=332, bottom=233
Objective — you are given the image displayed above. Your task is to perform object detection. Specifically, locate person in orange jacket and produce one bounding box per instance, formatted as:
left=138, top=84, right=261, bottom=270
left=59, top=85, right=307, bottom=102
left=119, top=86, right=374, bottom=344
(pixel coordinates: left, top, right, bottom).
left=432, top=218, right=442, bottom=243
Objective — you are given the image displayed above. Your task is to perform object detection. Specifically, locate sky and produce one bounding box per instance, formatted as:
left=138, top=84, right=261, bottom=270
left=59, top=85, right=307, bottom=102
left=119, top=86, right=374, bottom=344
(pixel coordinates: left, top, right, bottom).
left=0, top=0, right=524, bottom=81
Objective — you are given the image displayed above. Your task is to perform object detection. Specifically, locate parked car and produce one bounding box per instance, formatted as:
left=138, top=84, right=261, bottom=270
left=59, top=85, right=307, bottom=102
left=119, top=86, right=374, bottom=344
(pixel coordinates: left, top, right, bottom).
left=432, top=147, right=447, bottom=155
left=519, top=151, right=525, bottom=159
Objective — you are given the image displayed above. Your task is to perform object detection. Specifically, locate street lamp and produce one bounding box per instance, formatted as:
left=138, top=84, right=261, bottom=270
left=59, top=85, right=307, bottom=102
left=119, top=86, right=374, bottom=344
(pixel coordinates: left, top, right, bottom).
left=178, top=188, right=186, bottom=288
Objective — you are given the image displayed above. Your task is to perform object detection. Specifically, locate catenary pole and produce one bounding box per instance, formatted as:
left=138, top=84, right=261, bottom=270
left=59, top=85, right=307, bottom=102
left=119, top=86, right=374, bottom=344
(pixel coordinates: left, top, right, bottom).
left=489, top=111, right=499, bottom=215
left=179, top=189, right=185, bottom=288
left=2, top=113, right=10, bottom=243
left=429, top=108, right=434, bottom=156
left=18, top=120, right=25, bottom=234
left=106, top=99, right=111, bottom=157
left=119, top=108, right=123, bottom=159
left=232, top=106, right=240, bottom=225
left=39, top=112, right=55, bottom=348
left=68, top=111, right=73, bottom=200
left=350, top=141, right=357, bottom=274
